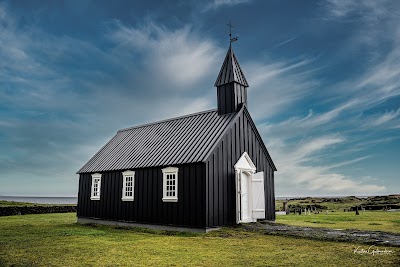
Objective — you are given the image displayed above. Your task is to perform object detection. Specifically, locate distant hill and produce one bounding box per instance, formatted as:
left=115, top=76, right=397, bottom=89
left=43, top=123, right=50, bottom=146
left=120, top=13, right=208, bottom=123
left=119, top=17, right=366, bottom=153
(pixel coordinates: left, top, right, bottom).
left=275, top=195, right=400, bottom=212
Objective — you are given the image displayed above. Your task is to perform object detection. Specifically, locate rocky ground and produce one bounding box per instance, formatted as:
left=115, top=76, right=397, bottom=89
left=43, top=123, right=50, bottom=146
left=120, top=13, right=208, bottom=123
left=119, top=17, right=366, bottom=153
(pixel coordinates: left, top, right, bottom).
left=242, top=221, right=400, bottom=247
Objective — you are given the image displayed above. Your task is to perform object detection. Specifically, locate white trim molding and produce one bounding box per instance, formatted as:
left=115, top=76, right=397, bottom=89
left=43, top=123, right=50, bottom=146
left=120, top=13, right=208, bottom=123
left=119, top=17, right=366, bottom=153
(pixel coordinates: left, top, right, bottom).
left=90, top=173, right=102, bottom=200
left=234, top=152, right=257, bottom=173
left=121, top=170, right=135, bottom=201
left=161, top=167, right=179, bottom=202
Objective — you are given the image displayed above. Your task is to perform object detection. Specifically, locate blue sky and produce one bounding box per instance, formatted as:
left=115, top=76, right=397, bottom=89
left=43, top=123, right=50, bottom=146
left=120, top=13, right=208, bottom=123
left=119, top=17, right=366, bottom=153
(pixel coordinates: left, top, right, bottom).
left=0, top=0, right=399, bottom=197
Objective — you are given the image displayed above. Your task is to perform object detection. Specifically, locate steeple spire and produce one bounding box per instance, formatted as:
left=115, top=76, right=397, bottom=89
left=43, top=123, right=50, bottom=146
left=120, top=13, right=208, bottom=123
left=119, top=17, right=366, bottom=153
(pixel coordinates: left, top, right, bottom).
left=214, top=46, right=249, bottom=87
left=215, top=46, right=249, bottom=115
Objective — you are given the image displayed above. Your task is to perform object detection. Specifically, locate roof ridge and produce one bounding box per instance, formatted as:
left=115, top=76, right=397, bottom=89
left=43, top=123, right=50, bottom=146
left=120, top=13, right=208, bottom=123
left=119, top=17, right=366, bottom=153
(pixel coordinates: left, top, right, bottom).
left=118, top=108, right=218, bottom=133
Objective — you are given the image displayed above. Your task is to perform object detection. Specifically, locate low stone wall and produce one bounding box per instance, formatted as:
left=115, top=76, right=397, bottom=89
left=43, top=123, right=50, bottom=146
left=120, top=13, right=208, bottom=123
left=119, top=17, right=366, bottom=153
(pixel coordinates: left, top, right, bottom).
left=0, top=206, right=77, bottom=216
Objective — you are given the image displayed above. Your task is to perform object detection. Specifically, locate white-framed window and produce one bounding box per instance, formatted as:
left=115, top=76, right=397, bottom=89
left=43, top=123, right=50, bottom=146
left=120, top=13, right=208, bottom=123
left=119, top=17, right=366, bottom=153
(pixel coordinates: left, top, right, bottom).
left=90, top=173, right=102, bottom=200
left=122, top=170, right=135, bottom=201
left=161, top=167, right=178, bottom=202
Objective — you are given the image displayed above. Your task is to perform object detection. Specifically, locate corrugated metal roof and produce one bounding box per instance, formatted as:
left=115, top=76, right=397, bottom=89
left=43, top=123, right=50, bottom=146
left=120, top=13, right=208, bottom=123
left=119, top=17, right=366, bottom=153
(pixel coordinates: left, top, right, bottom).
left=214, top=46, right=249, bottom=87
left=78, top=109, right=238, bottom=173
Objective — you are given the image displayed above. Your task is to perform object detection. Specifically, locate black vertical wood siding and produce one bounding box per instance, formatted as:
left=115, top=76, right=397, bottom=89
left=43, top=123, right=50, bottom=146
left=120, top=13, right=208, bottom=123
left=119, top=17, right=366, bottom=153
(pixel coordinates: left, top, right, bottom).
left=77, top=162, right=206, bottom=228
left=205, top=108, right=276, bottom=227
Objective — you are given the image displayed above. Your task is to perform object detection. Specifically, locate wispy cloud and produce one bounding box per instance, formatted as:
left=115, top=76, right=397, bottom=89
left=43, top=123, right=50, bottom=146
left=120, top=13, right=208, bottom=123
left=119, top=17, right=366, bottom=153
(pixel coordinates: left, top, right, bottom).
left=364, top=108, right=400, bottom=127
left=1, top=1, right=398, bottom=197
left=109, top=21, right=222, bottom=89
left=205, top=0, right=251, bottom=10
left=293, top=136, right=344, bottom=160
left=257, top=1, right=400, bottom=196
left=245, top=57, right=320, bottom=120
left=0, top=7, right=224, bottom=195
left=267, top=134, right=386, bottom=196
left=273, top=36, right=297, bottom=48
left=257, top=41, right=400, bottom=195
left=322, top=0, right=399, bottom=50
left=260, top=100, right=358, bottom=142
left=323, top=0, right=392, bottom=21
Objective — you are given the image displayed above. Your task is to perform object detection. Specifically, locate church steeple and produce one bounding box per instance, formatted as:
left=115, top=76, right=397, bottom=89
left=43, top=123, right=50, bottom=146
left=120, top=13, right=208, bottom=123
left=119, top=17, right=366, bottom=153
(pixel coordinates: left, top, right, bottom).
left=215, top=46, right=249, bottom=115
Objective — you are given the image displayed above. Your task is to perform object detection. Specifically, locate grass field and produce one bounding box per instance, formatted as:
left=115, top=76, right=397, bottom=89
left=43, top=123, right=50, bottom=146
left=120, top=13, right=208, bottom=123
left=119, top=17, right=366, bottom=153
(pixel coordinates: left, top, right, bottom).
left=276, top=211, right=400, bottom=233
left=0, top=213, right=399, bottom=266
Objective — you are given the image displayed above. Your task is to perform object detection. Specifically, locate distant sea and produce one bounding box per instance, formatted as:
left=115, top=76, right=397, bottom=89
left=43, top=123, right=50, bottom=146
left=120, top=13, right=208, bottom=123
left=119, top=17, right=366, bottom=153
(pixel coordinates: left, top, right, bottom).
left=0, top=196, right=77, bottom=205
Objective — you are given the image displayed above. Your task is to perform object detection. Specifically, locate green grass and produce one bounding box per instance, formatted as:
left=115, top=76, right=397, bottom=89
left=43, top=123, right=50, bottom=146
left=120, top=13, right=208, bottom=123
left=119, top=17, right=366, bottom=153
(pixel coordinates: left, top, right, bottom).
left=276, top=211, right=400, bottom=233
left=0, top=213, right=399, bottom=266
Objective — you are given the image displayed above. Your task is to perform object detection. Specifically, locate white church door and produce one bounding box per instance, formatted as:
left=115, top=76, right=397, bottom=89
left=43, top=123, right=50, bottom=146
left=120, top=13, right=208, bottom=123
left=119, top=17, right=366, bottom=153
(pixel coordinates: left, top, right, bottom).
left=240, top=171, right=251, bottom=222
left=235, top=152, right=266, bottom=224
left=251, top=171, right=265, bottom=219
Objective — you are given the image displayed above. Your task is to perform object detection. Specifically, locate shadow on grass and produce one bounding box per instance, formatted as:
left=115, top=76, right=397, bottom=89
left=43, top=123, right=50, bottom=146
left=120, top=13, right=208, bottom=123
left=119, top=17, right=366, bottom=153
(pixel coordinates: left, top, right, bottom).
left=59, top=222, right=200, bottom=237
left=305, top=220, right=336, bottom=224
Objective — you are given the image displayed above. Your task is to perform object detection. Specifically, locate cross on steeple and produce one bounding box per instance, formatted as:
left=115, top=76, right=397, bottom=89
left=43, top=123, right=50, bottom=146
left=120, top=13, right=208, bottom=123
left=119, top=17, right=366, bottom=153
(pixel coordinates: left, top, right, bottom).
left=227, top=22, right=238, bottom=45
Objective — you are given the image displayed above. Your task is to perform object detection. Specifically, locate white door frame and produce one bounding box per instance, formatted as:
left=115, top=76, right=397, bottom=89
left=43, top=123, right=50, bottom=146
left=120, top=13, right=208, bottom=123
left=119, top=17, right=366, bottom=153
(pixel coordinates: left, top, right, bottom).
left=234, top=152, right=257, bottom=224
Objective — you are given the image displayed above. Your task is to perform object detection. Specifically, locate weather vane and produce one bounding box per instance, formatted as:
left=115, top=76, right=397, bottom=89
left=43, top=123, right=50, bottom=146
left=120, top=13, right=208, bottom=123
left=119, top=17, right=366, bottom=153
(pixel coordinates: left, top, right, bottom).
left=227, top=22, right=238, bottom=45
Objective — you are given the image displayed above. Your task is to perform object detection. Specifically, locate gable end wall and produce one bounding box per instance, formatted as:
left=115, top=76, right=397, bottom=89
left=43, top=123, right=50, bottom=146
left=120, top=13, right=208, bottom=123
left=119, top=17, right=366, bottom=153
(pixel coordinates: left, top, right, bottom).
left=205, top=109, right=276, bottom=227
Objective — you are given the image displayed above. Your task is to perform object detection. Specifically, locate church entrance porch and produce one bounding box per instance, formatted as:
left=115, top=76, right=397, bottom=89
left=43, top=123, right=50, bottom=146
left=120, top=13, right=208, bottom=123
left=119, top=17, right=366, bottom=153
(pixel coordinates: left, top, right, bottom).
left=234, top=152, right=266, bottom=224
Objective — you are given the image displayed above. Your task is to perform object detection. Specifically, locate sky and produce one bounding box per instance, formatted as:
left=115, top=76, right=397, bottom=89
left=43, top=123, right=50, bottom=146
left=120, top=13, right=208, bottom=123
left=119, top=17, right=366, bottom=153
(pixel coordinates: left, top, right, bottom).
left=0, top=0, right=399, bottom=197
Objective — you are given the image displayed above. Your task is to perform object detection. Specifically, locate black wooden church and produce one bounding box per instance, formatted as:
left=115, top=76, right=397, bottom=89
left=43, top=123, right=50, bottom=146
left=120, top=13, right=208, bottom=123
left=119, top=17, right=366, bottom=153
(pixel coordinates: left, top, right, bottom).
left=77, top=44, right=277, bottom=232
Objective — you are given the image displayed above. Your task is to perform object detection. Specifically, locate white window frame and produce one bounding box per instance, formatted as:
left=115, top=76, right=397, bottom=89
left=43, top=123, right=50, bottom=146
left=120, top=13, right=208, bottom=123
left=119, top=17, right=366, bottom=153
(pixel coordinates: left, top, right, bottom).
left=162, top=167, right=178, bottom=202
left=121, top=170, right=135, bottom=201
left=90, top=173, right=102, bottom=200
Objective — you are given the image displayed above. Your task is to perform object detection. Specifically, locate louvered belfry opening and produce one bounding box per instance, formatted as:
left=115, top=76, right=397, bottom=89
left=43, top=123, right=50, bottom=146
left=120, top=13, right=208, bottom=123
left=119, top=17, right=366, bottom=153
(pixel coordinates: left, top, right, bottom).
left=215, top=46, right=249, bottom=115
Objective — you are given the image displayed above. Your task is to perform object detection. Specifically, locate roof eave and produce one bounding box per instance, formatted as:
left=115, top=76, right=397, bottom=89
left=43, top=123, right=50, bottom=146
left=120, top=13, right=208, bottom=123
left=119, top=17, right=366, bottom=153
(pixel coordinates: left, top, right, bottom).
left=242, top=105, right=277, bottom=171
